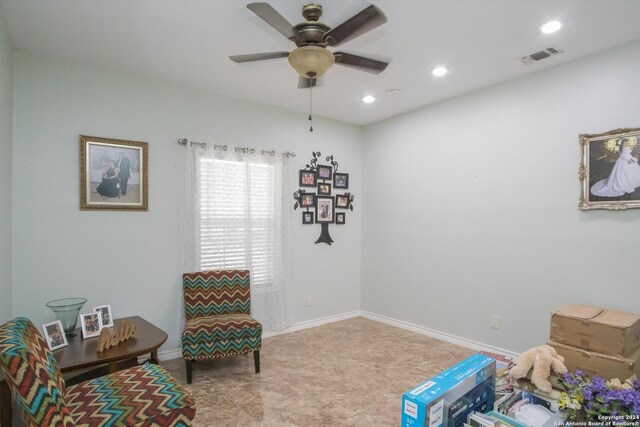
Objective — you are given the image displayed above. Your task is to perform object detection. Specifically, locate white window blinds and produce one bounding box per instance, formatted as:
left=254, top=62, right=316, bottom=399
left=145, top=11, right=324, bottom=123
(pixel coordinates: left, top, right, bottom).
left=198, top=157, right=279, bottom=289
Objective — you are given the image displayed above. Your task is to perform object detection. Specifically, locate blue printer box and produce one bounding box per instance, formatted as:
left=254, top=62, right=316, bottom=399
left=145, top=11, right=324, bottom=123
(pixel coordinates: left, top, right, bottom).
left=401, top=353, right=496, bottom=427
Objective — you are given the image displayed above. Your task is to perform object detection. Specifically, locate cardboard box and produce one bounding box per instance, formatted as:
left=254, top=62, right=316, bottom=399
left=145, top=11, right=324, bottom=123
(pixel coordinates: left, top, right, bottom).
left=401, top=353, right=495, bottom=427
left=549, top=340, right=640, bottom=380
left=550, top=304, right=640, bottom=357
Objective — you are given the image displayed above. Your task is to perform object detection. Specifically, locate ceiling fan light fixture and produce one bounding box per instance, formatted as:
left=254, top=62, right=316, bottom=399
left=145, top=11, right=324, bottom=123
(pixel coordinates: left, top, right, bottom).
left=288, top=46, right=335, bottom=78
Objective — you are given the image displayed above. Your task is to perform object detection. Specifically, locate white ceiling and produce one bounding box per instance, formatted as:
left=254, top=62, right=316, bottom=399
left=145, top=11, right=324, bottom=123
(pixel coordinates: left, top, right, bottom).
left=2, top=0, right=640, bottom=126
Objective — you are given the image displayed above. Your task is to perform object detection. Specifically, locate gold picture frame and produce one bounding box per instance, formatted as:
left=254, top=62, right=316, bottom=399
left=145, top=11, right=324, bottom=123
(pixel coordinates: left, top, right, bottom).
left=80, top=135, right=148, bottom=211
left=579, top=128, right=640, bottom=210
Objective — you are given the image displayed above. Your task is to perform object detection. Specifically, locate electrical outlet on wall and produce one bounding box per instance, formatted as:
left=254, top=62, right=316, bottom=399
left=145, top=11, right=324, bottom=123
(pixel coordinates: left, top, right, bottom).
left=307, top=295, right=313, bottom=306
left=490, top=315, right=501, bottom=330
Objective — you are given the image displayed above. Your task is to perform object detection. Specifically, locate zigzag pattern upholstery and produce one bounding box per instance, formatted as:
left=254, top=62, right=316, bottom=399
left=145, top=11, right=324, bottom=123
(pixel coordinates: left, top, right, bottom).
left=182, top=270, right=262, bottom=383
left=0, top=317, right=74, bottom=426
left=66, top=363, right=195, bottom=426
left=182, top=314, right=262, bottom=360
left=183, top=270, right=252, bottom=320
left=0, top=317, right=196, bottom=426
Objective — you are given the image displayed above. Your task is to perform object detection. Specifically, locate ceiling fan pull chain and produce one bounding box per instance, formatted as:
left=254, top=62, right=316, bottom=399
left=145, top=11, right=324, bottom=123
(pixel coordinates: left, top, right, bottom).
left=308, top=84, right=314, bottom=132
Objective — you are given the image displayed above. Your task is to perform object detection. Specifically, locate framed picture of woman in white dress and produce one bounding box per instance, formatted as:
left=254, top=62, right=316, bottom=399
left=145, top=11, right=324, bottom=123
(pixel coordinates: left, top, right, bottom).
left=579, top=128, right=640, bottom=210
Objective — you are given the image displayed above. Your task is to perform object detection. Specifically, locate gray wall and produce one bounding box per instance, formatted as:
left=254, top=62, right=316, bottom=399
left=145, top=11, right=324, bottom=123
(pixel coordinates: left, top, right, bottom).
left=361, top=40, right=640, bottom=353
left=0, top=6, right=12, bottom=323
left=8, top=34, right=640, bottom=357
left=11, top=52, right=363, bottom=353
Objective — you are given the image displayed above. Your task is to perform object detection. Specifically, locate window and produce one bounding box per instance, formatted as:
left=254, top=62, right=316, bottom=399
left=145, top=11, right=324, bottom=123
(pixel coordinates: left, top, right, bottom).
left=198, top=157, right=280, bottom=289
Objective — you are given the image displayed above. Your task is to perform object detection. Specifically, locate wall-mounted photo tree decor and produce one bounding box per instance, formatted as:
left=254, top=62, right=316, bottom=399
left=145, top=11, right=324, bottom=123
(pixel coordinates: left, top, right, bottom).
left=293, top=152, right=354, bottom=245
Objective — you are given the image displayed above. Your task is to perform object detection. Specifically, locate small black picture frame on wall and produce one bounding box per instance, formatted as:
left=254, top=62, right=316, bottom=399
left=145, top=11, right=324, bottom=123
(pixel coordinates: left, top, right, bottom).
left=334, top=173, right=349, bottom=189
left=336, top=212, right=345, bottom=224
left=299, top=170, right=317, bottom=187
left=315, top=196, right=335, bottom=223
left=300, top=193, right=315, bottom=207
left=302, top=211, right=314, bottom=224
left=336, top=194, right=350, bottom=209
left=318, top=182, right=331, bottom=195
left=317, top=165, right=333, bottom=181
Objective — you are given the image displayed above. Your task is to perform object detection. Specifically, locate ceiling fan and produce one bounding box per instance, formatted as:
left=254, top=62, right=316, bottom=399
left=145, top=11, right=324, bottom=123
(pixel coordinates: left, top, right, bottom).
left=229, top=2, right=389, bottom=89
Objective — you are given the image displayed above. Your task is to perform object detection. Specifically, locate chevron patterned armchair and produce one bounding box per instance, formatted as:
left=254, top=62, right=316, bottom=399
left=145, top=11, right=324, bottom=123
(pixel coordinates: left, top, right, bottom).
left=0, top=317, right=195, bottom=426
left=182, top=270, right=262, bottom=384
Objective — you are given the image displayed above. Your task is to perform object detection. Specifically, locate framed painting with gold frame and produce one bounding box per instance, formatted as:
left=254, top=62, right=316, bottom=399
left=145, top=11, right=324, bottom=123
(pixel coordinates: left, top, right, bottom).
left=80, top=135, right=148, bottom=211
left=579, top=128, right=640, bottom=210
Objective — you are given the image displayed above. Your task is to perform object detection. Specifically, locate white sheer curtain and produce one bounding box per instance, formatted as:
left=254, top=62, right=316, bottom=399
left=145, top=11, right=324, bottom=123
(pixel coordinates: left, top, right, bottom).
left=182, top=144, right=294, bottom=332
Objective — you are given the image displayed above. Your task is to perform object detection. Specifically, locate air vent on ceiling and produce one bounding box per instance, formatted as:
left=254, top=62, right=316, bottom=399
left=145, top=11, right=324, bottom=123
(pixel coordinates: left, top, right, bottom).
left=521, top=46, right=564, bottom=65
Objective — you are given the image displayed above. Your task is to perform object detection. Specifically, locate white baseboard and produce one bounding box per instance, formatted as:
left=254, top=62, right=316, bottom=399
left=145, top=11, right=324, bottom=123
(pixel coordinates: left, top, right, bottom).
left=262, top=311, right=361, bottom=339
left=158, top=348, right=183, bottom=361
left=360, top=311, right=519, bottom=358
left=156, top=310, right=361, bottom=361
left=157, top=310, right=518, bottom=361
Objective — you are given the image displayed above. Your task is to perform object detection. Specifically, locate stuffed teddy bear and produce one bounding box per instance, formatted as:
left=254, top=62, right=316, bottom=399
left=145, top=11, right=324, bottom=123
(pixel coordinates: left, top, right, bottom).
left=509, top=344, right=568, bottom=393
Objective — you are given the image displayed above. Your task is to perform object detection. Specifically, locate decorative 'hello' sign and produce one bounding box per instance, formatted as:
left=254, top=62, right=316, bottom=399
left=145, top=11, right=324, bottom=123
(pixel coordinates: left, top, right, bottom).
left=97, top=319, right=137, bottom=353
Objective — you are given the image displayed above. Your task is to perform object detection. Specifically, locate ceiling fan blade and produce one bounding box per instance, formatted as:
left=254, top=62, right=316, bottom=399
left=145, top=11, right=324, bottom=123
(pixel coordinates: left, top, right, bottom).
left=323, top=5, right=387, bottom=47
left=333, top=52, right=388, bottom=74
left=246, top=2, right=298, bottom=40
left=229, top=51, right=289, bottom=63
left=298, top=76, right=318, bottom=89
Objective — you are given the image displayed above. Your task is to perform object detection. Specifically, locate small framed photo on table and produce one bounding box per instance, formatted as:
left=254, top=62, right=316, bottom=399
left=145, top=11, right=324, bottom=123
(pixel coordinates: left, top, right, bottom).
left=317, top=165, right=333, bottom=181
left=302, top=211, right=314, bottom=224
left=299, top=170, right=317, bottom=187
left=93, top=304, right=114, bottom=328
left=80, top=312, right=103, bottom=339
left=42, top=320, right=68, bottom=351
left=334, top=173, right=349, bottom=189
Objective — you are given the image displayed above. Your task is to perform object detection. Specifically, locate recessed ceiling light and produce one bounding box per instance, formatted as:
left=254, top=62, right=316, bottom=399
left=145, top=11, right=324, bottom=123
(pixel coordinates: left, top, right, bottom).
left=540, top=20, right=562, bottom=34
left=362, top=95, right=375, bottom=103
left=432, top=66, right=448, bottom=77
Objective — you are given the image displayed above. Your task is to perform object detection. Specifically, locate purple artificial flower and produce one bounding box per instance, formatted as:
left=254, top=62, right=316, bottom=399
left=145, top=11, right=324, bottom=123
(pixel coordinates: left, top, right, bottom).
left=562, top=370, right=640, bottom=419
left=592, top=376, right=606, bottom=392
left=582, top=386, right=594, bottom=401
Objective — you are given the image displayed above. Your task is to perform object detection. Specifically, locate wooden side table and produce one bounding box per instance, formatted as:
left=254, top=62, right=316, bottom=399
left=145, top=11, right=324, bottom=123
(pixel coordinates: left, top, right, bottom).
left=0, top=316, right=168, bottom=426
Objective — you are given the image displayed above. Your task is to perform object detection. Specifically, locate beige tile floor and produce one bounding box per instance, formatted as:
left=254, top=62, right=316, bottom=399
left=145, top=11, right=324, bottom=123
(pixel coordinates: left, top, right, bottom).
left=163, top=317, right=474, bottom=427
